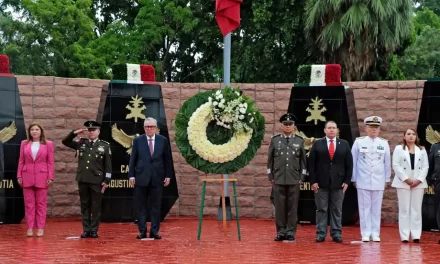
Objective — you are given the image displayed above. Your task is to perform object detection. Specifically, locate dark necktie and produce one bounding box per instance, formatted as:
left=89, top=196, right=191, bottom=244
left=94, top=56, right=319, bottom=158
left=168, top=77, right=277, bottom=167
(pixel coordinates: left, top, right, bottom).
left=286, top=137, right=289, bottom=143
left=90, top=141, right=94, bottom=147
left=329, top=139, right=335, bottom=160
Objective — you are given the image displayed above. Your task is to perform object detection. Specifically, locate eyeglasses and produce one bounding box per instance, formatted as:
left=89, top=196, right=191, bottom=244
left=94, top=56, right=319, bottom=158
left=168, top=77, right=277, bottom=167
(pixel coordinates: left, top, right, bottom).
left=283, top=123, right=294, bottom=126
left=145, top=126, right=157, bottom=129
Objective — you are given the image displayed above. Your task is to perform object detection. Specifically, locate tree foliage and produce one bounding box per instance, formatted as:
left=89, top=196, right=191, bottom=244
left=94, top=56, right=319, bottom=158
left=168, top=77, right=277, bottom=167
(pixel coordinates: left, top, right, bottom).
left=399, top=27, right=440, bottom=80
left=305, top=0, right=413, bottom=81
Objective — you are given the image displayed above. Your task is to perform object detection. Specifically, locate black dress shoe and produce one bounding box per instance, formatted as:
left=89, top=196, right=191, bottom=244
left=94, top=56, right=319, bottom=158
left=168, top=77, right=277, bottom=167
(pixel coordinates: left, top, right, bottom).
left=413, top=239, right=419, bottom=243
left=150, top=233, right=161, bottom=239
left=333, top=237, right=343, bottom=243
left=136, top=233, right=147, bottom=239
left=286, top=235, right=295, bottom=241
left=80, top=231, right=90, bottom=238
left=402, top=240, right=409, bottom=243
left=90, top=231, right=98, bottom=238
left=274, top=235, right=285, bottom=241
left=316, top=237, right=325, bottom=242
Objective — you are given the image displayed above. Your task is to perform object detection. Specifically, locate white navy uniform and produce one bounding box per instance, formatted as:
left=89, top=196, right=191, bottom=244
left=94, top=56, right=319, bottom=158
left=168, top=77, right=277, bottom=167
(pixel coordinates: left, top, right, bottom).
left=351, top=116, right=391, bottom=241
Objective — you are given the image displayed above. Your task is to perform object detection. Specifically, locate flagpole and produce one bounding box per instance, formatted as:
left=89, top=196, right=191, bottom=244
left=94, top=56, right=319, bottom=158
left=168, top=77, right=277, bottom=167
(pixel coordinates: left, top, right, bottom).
left=223, top=33, right=231, bottom=196
left=218, top=32, right=232, bottom=221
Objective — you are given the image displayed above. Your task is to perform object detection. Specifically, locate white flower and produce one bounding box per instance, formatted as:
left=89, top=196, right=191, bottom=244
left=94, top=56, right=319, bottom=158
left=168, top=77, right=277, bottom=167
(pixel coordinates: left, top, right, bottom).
left=208, top=97, right=212, bottom=103
left=216, top=90, right=221, bottom=95
left=235, top=92, right=240, bottom=96
left=250, top=117, right=254, bottom=123
left=187, top=102, right=253, bottom=164
left=219, top=103, right=224, bottom=108
left=213, top=101, right=218, bottom=106
left=221, top=99, right=225, bottom=103
left=239, top=108, right=246, bottom=114
left=239, top=115, right=244, bottom=120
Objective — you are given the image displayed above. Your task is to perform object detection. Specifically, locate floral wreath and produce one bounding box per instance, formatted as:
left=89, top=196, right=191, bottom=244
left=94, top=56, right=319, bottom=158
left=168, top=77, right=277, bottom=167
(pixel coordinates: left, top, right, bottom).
left=175, top=86, right=265, bottom=174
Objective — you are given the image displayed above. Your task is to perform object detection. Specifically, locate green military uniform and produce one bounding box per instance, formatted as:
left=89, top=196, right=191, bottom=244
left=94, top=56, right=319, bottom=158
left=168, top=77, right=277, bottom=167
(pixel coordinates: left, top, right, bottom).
left=61, top=120, right=112, bottom=238
left=267, top=113, right=307, bottom=241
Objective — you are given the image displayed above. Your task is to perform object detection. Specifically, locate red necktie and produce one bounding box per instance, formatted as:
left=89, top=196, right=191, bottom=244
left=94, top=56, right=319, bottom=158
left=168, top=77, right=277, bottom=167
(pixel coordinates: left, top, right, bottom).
left=329, top=139, right=335, bottom=160
left=148, top=138, right=153, bottom=156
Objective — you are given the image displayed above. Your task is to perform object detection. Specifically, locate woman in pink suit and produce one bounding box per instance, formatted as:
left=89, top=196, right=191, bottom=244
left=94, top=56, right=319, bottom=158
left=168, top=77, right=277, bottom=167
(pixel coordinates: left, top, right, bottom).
left=17, top=123, right=54, bottom=237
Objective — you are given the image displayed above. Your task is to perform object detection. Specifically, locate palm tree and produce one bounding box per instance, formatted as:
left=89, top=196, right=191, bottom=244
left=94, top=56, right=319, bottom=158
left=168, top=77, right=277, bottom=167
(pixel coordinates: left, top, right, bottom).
left=305, top=0, right=413, bottom=81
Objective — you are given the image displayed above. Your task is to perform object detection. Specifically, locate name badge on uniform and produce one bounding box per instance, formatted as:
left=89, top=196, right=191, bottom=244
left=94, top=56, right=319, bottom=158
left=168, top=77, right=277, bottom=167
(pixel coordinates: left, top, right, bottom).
left=377, top=146, right=385, bottom=153
left=98, top=146, right=105, bottom=152
left=360, top=147, right=368, bottom=153
left=293, top=144, right=299, bottom=147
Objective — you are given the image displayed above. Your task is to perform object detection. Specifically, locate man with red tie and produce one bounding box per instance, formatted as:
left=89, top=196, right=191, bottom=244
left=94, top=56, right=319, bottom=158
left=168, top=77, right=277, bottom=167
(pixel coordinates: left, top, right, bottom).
left=308, top=121, right=353, bottom=243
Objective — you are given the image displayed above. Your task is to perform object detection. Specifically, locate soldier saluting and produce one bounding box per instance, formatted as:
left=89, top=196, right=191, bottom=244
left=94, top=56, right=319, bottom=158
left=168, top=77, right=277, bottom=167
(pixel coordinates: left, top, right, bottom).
left=267, top=113, right=307, bottom=241
left=62, top=120, right=112, bottom=238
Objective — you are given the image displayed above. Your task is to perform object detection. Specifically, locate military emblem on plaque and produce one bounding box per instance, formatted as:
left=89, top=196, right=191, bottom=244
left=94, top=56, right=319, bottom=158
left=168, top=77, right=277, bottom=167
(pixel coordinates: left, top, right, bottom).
left=271, top=64, right=359, bottom=226
left=96, top=63, right=178, bottom=222
left=417, top=79, right=440, bottom=231
left=0, top=54, right=27, bottom=224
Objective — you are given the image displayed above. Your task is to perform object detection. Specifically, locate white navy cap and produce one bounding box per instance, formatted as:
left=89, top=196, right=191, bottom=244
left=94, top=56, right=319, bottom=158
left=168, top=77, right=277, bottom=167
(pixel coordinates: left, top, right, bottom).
left=364, top=116, right=382, bottom=126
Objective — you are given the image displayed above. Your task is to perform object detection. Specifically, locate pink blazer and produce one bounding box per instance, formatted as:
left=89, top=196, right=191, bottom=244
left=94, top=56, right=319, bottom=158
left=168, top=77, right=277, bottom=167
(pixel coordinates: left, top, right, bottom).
left=17, top=140, right=55, bottom=188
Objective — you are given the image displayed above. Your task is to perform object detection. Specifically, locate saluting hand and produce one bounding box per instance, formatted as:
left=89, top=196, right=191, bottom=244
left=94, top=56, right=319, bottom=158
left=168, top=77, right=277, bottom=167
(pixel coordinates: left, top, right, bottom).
left=74, top=128, right=88, bottom=136
left=164, top=178, right=170, bottom=187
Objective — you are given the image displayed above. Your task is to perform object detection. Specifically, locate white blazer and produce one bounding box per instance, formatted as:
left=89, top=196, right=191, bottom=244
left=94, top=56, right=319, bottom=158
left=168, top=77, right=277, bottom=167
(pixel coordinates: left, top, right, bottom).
left=391, top=145, right=429, bottom=189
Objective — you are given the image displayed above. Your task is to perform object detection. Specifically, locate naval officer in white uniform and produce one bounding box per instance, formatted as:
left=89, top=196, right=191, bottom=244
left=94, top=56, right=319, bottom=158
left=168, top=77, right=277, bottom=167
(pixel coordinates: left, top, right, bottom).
left=351, top=116, right=391, bottom=242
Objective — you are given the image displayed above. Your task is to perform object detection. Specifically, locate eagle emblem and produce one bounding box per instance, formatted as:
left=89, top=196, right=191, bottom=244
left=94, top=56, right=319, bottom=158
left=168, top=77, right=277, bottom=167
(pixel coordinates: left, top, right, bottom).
left=111, top=123, right=138, bottom=155
left=426, top=125, right=440, bottom=145
left=0, top=121, right=17, bottom=143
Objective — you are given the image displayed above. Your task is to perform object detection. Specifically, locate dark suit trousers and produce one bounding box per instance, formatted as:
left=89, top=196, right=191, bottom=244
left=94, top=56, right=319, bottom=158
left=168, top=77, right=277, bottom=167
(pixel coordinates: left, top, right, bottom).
left=435, top=189, right=440, bottom=230
left=274, top=184, right=300, bottom=236
left=135, top=182, right=163, bottom=235
left=78, top=182, right=103, bottom=232
left=314, top=188, right=345, bottom=238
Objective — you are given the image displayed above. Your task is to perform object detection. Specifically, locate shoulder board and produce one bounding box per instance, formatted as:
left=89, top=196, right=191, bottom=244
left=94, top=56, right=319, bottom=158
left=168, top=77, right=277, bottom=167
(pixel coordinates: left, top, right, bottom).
left=355, top=136, right=365, bottom=140
left=271, top=134, right=281, bottom=138
left=99, top=140, right=110, bottom=145
left=378, top=137, right=388, bottom=142
left=295, top=134, right=303, bottom=139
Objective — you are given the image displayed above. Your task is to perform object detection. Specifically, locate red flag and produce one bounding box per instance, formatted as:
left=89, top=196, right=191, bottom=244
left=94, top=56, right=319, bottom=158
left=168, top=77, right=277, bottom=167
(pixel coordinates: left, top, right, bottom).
left=215, top=0, right=242, bottom=36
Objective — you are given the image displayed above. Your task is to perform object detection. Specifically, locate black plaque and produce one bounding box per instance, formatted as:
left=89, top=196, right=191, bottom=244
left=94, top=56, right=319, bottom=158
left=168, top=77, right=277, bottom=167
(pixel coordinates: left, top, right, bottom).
left=270, top=84, right=359, bottom=225
left=97, top=81, right=178, bottom=222
left=416, top=80, right=439, bottom=231
left=0, top=76, right=26, bottom=224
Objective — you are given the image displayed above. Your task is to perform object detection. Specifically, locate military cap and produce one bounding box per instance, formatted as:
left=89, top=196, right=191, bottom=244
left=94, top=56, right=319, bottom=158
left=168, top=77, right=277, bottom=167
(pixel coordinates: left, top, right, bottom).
left=279, top=113, right=297, bottom=125
left=364, top=116, right=382, bottom=126
left=84, top=120, right=101, bottom=129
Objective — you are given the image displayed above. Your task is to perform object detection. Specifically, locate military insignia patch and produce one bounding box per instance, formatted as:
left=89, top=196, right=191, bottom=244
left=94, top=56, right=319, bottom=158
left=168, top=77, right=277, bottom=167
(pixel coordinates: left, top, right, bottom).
left=98, top=146, right=105, bottom=152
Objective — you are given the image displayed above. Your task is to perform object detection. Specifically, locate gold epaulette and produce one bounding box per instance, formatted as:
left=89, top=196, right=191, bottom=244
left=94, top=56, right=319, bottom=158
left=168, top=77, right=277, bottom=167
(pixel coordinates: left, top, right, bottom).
left=100, top=140, right=110, bottom=145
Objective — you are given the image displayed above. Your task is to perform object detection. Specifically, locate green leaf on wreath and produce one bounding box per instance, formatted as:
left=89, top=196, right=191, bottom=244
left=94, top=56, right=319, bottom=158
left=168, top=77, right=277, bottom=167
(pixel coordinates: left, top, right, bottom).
left=174, top=86, right=266, bottom=174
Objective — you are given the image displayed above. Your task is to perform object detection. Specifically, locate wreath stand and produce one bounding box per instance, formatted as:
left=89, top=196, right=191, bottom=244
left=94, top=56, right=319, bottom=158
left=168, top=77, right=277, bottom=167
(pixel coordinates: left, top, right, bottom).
left=197, top=174, right=241, bottom=240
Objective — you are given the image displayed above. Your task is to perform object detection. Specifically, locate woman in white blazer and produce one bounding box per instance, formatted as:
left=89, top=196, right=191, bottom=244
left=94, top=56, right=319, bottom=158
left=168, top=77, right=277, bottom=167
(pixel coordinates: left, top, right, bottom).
left=392, top=128, right=429, bottom=243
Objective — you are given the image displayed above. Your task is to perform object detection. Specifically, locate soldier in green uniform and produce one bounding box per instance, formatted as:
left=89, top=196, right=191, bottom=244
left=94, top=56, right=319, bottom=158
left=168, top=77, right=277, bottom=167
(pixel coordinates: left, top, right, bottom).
left=267, top=113, right=307, bottom=241
left=62, top=120, right=112, bottom=238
